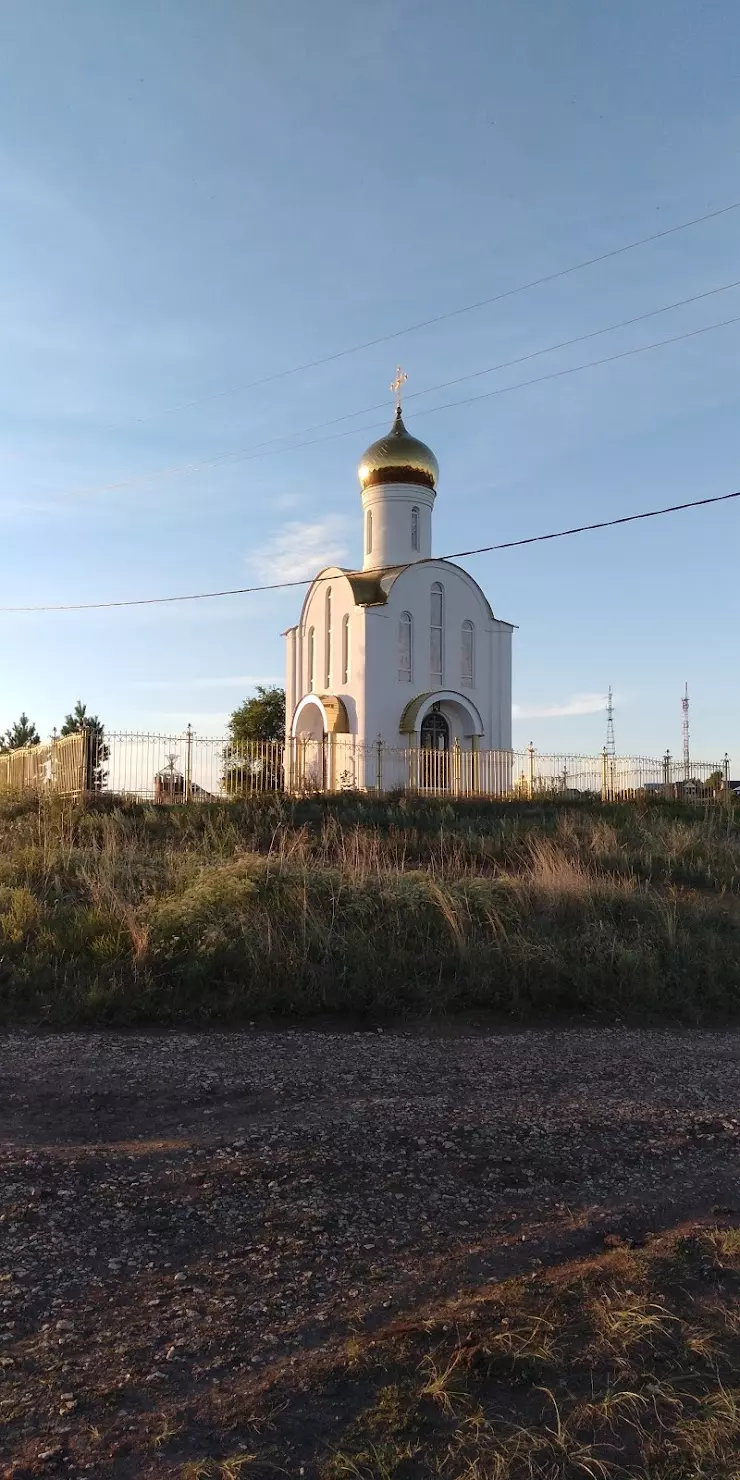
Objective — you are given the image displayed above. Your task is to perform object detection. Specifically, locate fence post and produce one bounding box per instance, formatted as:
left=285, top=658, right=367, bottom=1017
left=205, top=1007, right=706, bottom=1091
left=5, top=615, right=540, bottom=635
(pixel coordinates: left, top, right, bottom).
left=663, top=749, right=672, bottom=797
left=527, top=741, right=535, bottom=800
left=323, top=733, right=334, bottom=792
left=184, top=724, right=193, bottom=803
left=471, top=734, right=480, bottom=795
left=601, top=748, right=608, bottom=802
left=724, top=752, right=731, bottom=812
left=80, top=723, right=89, bottom=799
left=375, top=736, right=383, bottom=793
left=407, top=738, right=417, bottom=794
left=452, top=738, right=461, bottom=796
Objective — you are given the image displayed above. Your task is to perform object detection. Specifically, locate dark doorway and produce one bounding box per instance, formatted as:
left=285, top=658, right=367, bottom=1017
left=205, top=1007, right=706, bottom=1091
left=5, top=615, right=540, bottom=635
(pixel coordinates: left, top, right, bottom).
left=420, top=709, right=450, bottom=790
left=420, top=710, right=450, bottom=750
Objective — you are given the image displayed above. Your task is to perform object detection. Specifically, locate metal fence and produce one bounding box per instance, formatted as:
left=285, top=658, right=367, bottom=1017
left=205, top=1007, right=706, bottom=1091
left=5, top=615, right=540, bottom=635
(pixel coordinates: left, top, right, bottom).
left=0, top=728, right=732, bottom=804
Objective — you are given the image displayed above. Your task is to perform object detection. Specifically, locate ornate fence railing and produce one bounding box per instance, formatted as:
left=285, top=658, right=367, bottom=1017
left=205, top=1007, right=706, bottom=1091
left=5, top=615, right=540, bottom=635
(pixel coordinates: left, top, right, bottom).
left=0, top=728, right=732, bottom=804
left=92, top=731, right=734, bottom=803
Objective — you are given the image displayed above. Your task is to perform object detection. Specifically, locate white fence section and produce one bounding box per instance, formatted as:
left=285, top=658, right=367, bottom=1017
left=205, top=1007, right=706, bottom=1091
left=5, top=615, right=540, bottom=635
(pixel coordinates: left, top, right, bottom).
left=90, top=731, right=731, bottom=804
left=0, top=728, right=732, bottom=804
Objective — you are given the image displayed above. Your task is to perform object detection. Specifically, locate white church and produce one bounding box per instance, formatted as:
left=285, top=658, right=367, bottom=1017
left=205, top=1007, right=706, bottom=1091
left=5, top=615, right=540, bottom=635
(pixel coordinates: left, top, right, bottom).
left=284, top=376, right=513, bottom=786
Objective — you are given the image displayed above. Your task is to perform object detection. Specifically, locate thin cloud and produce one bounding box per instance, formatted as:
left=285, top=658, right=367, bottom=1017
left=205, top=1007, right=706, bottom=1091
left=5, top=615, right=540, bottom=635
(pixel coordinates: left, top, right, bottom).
left=513, top=692, right=608, bottom=720
left=251, top=517, right=350, bottom=583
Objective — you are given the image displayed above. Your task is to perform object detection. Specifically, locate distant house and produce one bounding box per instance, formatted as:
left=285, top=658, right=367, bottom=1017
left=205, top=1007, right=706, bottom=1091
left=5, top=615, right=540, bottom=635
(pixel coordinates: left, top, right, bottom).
left=153, top=767, right=215, bottom=803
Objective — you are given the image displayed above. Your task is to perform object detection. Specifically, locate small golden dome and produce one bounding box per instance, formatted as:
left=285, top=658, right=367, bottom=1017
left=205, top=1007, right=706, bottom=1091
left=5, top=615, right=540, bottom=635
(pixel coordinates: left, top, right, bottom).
left=358, top=408, right=439, bottom=492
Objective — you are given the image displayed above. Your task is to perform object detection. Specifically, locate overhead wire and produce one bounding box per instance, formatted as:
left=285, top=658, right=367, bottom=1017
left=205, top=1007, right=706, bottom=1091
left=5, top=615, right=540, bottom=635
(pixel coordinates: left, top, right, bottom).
left=3, top=487, right=738, bottom=614
left=129, top=198, right=740, bottom=423
left=34, top=293, right=740, bottom=503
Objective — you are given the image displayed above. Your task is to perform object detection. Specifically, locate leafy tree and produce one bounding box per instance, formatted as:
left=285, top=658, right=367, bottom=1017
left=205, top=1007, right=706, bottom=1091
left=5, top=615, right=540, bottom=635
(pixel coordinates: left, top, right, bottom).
left=229, top=686, right=286, bottom=743
left=705, top=769, right=725, bottom=792
left=1, top=713, right=40, bottom=751
left=60, top=700, right=109, bottom=792
left=222, top=686, right=285, bottom=795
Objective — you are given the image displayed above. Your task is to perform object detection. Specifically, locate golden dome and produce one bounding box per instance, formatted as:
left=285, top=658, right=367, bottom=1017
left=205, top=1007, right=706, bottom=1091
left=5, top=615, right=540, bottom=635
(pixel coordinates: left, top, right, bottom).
left=358, top=408, right=439, bottom=492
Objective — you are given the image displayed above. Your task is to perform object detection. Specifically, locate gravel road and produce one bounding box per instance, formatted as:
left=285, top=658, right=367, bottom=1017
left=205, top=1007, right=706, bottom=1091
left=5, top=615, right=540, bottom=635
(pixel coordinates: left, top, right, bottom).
left=2, top=1027, right=740, bottom=1474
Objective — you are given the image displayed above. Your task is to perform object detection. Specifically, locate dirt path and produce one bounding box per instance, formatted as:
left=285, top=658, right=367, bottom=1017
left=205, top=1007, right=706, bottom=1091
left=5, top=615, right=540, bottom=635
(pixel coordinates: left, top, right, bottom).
left=2, top=1028, right=740, bottom=1475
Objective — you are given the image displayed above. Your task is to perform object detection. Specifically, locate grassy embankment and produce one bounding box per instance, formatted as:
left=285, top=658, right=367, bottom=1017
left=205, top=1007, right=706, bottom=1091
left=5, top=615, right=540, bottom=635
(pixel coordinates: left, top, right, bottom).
left=1, top=791, right=740, bottom=1024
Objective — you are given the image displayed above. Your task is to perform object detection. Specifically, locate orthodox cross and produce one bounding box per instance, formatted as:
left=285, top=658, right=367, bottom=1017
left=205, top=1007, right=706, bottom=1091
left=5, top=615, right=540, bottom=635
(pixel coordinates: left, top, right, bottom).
left=390, top=366, right=408, bottom=412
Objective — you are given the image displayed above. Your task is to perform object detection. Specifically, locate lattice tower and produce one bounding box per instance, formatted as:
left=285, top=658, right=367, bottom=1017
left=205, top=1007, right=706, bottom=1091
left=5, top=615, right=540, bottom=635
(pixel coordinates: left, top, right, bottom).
left=682, top=683, right=690, bottom=780
left=605, top=686, right=616, bottom=757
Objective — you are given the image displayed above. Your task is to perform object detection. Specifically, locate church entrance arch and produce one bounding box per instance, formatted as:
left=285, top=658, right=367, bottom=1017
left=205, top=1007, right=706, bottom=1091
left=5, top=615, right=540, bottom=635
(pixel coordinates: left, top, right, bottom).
left=290, top=695, right=327, bottom=789
left=290, top=693, right=351, bottom=791
left=400, top=691, right=485, bottom=795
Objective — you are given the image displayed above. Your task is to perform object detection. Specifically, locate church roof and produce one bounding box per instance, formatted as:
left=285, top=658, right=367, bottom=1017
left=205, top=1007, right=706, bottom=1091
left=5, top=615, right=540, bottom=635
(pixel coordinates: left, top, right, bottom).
left=343, top=560, right=500, bottom=622
left=299, top=560, right=509, bottom=624
left=358, top=408, right=439, bottom=492
left=343, top=566, right=407, bottom=606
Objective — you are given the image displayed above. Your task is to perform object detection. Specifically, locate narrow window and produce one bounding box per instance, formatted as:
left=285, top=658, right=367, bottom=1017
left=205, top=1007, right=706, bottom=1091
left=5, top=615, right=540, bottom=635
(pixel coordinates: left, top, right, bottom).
left=430, top=582, right=444, bottom=682
left=461, top=619, right=475, bottom=684
left=366, top=509, right=373, bottom=555
left=341, top=613, right=350, bottom=685
left=307, top=626, right=315, bottom=690
left=398, top=611, right=413, bottom=681
left=325, top=586, right=332, bottom=688
left=411, top=506, right=420, bottom=551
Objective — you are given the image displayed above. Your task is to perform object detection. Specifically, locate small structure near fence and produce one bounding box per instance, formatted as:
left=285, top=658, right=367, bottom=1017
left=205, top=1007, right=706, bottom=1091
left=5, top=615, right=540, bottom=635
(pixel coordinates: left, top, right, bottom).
left=0, top=727, right=733, bottom=806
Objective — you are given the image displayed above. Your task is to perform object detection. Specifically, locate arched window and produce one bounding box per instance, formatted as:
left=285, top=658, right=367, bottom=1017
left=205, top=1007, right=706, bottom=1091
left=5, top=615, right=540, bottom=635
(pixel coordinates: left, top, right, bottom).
left=366, top=509, right=373, bottom=556
left=398, top=611, right=413, bottom=681
left=341, top=613, right=350, bottom=685
left=325, top=586, right=332, bottom=688
left=307, top=626, right=315, bottom=691
left=430, top=582, right=444, bottom=682
left=411, top=506, right=420, bottom=552
left=461, top=619, right=475, bottom=684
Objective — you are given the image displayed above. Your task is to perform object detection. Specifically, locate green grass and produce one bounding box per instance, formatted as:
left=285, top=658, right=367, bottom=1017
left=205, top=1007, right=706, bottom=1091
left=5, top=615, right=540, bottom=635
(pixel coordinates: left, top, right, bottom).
left=1, top=791, right=740, bottom=1024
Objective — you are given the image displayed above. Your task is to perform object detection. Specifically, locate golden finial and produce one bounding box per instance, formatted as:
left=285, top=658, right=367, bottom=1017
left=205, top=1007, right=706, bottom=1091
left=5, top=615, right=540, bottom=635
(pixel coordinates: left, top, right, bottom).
left=390, top=366, right=408, bottom=413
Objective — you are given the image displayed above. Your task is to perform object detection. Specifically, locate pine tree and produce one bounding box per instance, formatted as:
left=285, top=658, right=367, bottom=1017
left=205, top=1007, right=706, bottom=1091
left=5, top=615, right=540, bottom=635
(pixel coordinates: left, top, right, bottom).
left=1, top=713, right=40, bottom=751
left=60, top=701, right=109, bottom=791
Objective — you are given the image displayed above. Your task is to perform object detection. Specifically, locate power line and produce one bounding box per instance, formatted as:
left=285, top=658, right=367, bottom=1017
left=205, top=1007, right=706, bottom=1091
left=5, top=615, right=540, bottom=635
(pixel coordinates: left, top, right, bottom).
left=402, top=275, right=740, bottom=405
left=130, top=198, right=740, bottom=424
left=39, top=302, right=740, bottom=504
left=3, top=487, right=738, bottom=614
left=408, top=311, right=740, bottom=425
left=179, top=274, right=740, bottom=457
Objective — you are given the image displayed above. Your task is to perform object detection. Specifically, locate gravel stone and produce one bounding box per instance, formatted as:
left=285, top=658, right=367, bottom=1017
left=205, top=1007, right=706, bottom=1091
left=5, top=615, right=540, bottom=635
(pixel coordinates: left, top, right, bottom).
left=1, top=1027, right=739, bottom=1468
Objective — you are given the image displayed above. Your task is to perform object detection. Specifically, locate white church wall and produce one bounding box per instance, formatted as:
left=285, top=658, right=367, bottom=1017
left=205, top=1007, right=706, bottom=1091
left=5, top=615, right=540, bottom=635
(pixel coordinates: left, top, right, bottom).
left=360, top=481, right=434, bottom=570
left=290, top=569, right=368, bottom=739
left=286, top=559, right=512, bottom=753
left=362, top=560, right=511, bottom=749
left=493, top=625, right=513, bottom=750
left=285, top=626, right=297, bottom=721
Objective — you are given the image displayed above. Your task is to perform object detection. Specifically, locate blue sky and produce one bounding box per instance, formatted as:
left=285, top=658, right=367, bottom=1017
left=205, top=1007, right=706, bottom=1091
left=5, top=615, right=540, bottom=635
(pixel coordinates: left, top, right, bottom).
left=1, top=0, right=739, bottom=760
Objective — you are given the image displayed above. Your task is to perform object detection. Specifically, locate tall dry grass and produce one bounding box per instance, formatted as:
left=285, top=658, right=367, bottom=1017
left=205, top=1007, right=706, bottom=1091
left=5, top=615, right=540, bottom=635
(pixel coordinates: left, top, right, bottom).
left=1, top=791, right=739, bottom=1024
